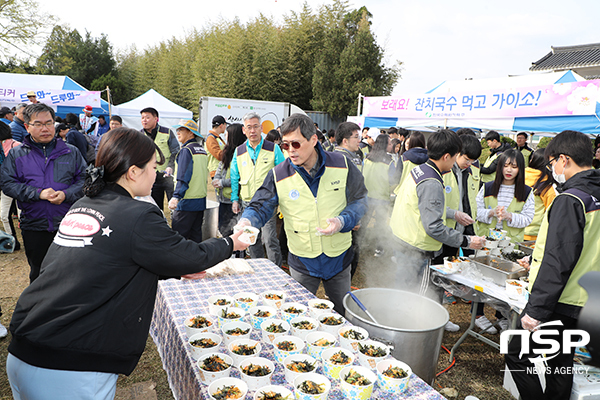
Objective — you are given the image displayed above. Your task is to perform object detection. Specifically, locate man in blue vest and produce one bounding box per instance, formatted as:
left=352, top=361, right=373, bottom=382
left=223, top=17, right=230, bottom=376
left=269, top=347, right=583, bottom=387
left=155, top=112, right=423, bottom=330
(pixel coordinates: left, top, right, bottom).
left=231, top=111, right=285, bottom=267
left=236, top=113, right=367, bottom=314
left=505, top=130, right=600, bottom=399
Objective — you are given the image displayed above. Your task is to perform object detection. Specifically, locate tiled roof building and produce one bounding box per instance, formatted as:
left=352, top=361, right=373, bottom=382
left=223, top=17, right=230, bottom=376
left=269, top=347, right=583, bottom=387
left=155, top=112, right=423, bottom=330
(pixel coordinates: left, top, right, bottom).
left=530, top=43, right=600, bottom=80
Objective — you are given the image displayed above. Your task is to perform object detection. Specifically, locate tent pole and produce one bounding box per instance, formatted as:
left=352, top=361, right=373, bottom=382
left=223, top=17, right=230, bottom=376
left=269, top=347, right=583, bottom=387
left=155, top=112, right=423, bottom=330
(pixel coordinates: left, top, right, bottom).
left=357, top=93, right=362, bottom=116
left=106, top=86, right=112, bottom=117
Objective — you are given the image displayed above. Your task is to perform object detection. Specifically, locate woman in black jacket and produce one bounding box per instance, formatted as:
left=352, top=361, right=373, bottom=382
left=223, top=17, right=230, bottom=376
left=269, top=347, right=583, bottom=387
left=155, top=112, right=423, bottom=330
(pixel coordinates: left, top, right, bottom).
left=6, top=127, right=248, bottom=399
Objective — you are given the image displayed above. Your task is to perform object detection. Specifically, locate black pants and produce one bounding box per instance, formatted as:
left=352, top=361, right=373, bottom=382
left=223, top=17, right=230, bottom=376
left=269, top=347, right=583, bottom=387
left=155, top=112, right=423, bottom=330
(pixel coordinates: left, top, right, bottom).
left=8, top=199, right=20, bottom=250
left=171, top=210, right=204, bottom=243
left=22, top=230, right=56, bottom=283
left=151, top=172, right=174, bottom=211
left=505, top=312, right=578, bottom=400
left=218, top=202, right=237, bottom=237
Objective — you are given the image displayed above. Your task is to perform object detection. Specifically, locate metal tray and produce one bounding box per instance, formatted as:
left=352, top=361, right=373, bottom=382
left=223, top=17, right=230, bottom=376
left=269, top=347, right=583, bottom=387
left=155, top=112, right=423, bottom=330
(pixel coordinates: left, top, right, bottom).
left=517, top=241, right=536, bottom=256
left=470, top=255, right=527, bottom=286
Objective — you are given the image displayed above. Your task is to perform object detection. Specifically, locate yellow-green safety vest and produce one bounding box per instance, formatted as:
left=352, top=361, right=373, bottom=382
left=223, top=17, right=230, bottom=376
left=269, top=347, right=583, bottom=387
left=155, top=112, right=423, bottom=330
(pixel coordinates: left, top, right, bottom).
left=529, top=188, right=600, bottom=308
left=393, top=156, right=420, bottom=195
left=481, top=151, right=500, bottom=183
left=154, top=126, right=173, bottom=173
left=442, top=170, right=460, bottom=229
left=174, top=142, right=208, bottom=199
left=474, top=182, right=532, bottom=242
left=363, top=158, right=393, bottom=201
left=390, top=162, right=446, bottom=251
left=207, top=132, right=226, bottom=175
left=236, top=140, right=276, bottom=202
left=274, top=154, right=352, bottom=258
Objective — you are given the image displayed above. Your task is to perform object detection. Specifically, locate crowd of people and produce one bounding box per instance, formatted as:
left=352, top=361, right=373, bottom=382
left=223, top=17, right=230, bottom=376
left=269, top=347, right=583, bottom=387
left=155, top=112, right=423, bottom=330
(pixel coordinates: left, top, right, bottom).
left=0, top=100, right=599, bottom=399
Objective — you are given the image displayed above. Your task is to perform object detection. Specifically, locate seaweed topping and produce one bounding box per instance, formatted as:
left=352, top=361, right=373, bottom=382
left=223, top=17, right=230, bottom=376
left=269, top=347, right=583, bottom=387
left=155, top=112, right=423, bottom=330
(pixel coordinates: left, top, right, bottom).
left=283, top=306, right=303, bottom=314
left=298, top=380, right=325, bottom=394
left=265, top=323, right=286, bottom=333
left=344, top=369, right=372, bottom=386
left=225, top=327, right=250, bottom=335
left=188, top=315, right=212, bottom=329
left=276, top=340, right=297, bottom=352
left=286, top=360, right=316, bottom=373
left=254, top=310, right=271, bottom=318
left=321, top=316, right=342, bottom=325
left=341, top=329, right=364, bottom=340
left=382, top=365, right=408, bottom=379
left=256, top=391, right=290, bottom=400
left=221, top=308, right=241, bottom=319
left=358, top=343, right=387, bottom=357
left=190, top=338, right=218, bottom=348
left=265, top=293, right=283, bottom=300
left=212, top=385, right=242, bottom=399
left=231, top=343, right=257, bottom=355
left=241, top=363, right=271, bottom=376
left=312, top=303, right=330, bottom=309
left=200, top=355, right=231, bottom=372
left=292, top=320, right=315, bottom=330
left=329, top=351, right=351, bottom=365
left=237, top=297, right=254, bottom=303
left=312, top=338, right=333, bottom=347
left=214, top=299, right=231, bottom=306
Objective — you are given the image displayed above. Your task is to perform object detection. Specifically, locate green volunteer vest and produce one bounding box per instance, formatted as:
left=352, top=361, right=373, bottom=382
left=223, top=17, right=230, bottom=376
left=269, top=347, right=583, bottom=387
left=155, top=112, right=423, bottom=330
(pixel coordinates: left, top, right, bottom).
left=524, top=192, right=545, bottom=238
left=390, top=163, right=446, bottom=251
left=520, top=148, right=532, bottom=168
left=274, top=155, right=352, bottom=258
left=236, top=140, right=276, bottom=202
left=363, top=158, right=393, bottom=201
left=207, top=132, right=226, bottom=175
left=529, top=188, right=600, bottom=307
left=474, top=182, right=532, bottom=242
left=154, top=126, right=172, bottom=173
left=221, top=167, right=232, bottom=200
left=393, top=157, right=419, bottom=195
left=467, top=162, right=481, bottom=223
left=481, top=151, right=500, bottom=183
left=174, top=142, right=208, bottom=199
left=443, top=170, right=460, bottom=229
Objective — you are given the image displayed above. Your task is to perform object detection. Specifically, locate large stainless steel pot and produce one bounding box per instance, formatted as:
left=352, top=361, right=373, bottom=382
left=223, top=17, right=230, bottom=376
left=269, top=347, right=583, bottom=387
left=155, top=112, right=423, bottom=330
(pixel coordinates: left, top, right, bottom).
left=202, top=199, right=220, bottom=239
left=343, top=288, right=448, bottom=384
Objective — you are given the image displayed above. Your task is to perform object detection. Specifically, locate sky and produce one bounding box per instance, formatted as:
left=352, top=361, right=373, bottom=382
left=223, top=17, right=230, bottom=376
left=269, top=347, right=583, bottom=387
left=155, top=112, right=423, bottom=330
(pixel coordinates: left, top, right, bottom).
left=35, top=0, right=600, bottom=98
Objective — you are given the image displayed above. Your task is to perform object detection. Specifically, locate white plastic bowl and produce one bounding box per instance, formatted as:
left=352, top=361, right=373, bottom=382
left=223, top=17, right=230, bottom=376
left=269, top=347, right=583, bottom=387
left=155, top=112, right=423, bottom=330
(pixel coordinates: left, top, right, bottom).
left=248, top=306, right=278, bottom=330
left=318, top=312, right=345, bottom=336
left=260, top=318, right=290, bottom=344
left=290, top=316, right=319, bottom=340
left=228, top=338, right=262, bottom=367
left=376, top=358, right=412, bottom=394
left=320, top=347, right=355, bottom=380
left=207, top=377, right=248, bottom=400
left=207, top=294, right=235, bottom=316
left=305, top=331, right=337, bottom=359
left=238, top=356, right=275, bottom=392
left=260, top=290, right=287, bottom=309
left=272, top=335, right=305, bottom=364
left=338, top=325, right=369, bottom=352
left=283, top=354, right=318, bottom=385
left=184, top=314, right=216, bottom=338
left=280, top=302, right=308, bottom=324
left=196, top=352, right=233, bottom=385
left=221, top=320, right=252, bottom=346
left=253, top=385, right=293, bottom=400
left=188, top=332, right=222, bottom=360
left=216, top=306, right=246, bottom=328
left=293, top=372, right=331, bottom=400
left=339, top=365, right=377, bottom=400
left=356, top=339, right=390, bottom=370
left=234, top=291, right=259, bottom=312
left=307, top=299, right=334, bottom=318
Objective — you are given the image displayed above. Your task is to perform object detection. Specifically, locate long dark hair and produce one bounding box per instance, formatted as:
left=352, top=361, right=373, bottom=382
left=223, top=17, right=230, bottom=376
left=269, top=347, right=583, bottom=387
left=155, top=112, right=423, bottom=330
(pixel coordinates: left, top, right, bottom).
left=222, top=123, right=247, bottom=170
left=400, top=131, right=425, bottom=155
left=528, top=148, right=554, bottom=196
left=83, top=128, right=164, bottom=197
left=491, top=149, right=527, bottom=202
left=366, top=134, right=391, bottom=163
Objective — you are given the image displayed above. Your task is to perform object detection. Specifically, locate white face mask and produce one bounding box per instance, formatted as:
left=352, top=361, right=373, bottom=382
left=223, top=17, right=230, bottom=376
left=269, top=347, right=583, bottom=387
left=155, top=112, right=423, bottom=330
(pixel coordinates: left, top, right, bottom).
left=552, top=161, right=566, bottom=184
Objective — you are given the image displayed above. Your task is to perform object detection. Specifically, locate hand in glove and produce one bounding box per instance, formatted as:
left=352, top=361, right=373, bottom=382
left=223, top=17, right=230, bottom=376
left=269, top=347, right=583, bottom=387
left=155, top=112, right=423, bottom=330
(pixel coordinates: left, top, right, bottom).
left=233, top=218, right=251, bottom=232
left=455, top=211, right=474, bottom=226
left=168, top=197, right=179, bottom=210
left=316, top=217, right=343, bottom=236
left=521, top=314, right=541, bottom=332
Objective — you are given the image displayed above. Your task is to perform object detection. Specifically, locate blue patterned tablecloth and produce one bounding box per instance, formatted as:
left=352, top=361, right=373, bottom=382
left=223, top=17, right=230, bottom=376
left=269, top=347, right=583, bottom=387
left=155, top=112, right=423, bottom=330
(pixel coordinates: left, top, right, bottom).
left=150, top=258, right=446, bottom=400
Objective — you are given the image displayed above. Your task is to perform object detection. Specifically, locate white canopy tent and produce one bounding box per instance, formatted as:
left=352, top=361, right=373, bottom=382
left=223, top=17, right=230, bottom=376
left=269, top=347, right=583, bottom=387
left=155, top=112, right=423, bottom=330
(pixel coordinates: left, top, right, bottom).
left=113, top=89, right=193, bottom=131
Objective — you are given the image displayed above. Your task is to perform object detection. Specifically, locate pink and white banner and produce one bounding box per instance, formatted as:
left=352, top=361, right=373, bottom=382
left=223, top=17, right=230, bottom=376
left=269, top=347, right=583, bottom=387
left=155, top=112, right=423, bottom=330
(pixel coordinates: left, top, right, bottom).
left=0, top=87, right=101, bottom=107
left=363, top=80, right=600, bottom=119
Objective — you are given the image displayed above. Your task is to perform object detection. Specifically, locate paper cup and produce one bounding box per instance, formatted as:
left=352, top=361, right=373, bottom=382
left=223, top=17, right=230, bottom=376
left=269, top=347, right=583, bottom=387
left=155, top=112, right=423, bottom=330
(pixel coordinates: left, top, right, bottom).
left=484, top=239, right=499, bottom=249
left=217, top=307, right=246, bottom=328
left=488, top=228, right=507, bottom=241
left=442, top=257, right=461, bottom=274
left=307, top=299, right=333, bottom=318
left=339, top=365, right=377, bottom=400
left=228, top=338, right=262, bottom=367
left=281, top=302, right=308, bottom=324
left=208, top=294, right=235, bottom=316
left=238, top=357, right=275, bottom=392
left=189, top=332, right=222, bottom=360
left=376, top=358, right=412, bottom=394
left=260, top=318, right=290, bottom=344
left=321, top=347, right=355, bottom=380
left=318, top=313, right=345, bottom=336
left=261, top=290, right=287, bottom=309
left=208, top=377, right=248, bottom=400
left=221, top=320, right=252, bottom=347
left=283, top=354, right=318, bottom=385
left=234, top=291, right=259, bottom=312
left=196, top=352, right=233, bottom=385
left=253, top=385, right=293, bottom=400
left=293, top=372, right=331, bottom=400
left=357, top=340, right=390, bottom=369
left=506, top=279, right=525, bottom=300
left=248, top=306, right=278, bottom=330
left=272, top=335, right=305, bottom=364
left=338, top=326, right=369, bottom=352
left=184, top=314, right=216, bottom=338
left=498, top=237, right=511, bottom=248
left=305, top=331, right=337, bottom=359
left=290, top=316, right=319, bottom=340
left=238, top=226, right=260, bottom=245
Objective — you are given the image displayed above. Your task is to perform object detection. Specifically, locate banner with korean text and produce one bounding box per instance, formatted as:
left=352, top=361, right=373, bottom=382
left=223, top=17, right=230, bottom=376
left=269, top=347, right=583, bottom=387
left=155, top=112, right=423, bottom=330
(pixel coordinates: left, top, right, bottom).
left=363, top=80, right=600, bottom=119
left=0, top=87, right=101, bottom=108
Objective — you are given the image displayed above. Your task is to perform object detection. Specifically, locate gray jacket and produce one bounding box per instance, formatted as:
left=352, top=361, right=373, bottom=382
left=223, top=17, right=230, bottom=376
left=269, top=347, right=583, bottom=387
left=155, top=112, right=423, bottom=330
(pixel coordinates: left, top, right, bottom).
left=213, top=162, right=232, bottom=204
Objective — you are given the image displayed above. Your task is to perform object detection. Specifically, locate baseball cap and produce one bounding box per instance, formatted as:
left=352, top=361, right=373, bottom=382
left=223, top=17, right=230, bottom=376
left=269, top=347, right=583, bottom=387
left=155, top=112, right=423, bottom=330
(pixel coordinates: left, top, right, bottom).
left=0, top=106, right=12, bottom=117
left=173, top=119, right=200, bottom=137
left=83, top=105, right=93, bottom=113
left=212, top=115, right=227, bottom=127
left=368, top=127, right=381, bottom=141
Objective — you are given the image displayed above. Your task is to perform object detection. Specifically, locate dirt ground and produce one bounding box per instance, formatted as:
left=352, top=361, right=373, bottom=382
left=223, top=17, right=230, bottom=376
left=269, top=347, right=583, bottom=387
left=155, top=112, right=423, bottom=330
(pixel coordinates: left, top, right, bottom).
left=0, top=201, right=515, bottom=400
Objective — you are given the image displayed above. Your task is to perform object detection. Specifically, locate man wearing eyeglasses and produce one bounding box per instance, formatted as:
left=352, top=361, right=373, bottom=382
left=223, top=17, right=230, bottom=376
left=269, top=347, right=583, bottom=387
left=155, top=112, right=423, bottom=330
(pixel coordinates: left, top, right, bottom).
left=0, top=103, right=86, bottom=283
left=236, top=113, right=368, bottom=315
left=230, top=111, right=285, bottom=266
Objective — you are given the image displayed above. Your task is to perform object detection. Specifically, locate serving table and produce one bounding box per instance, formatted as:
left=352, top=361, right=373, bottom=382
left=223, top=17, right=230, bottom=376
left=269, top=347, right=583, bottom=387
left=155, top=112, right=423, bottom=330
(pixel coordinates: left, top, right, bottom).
left=150, top=258, right=447, bottom=399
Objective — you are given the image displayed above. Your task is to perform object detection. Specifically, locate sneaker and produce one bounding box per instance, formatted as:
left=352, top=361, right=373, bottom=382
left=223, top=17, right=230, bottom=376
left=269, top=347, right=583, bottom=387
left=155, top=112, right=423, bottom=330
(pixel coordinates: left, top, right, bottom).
left=0, top=323, right=7, bottom=339
left=475, top=315, right=498, bottom=334
left=497, top=319, right=510, bottom=333
left=443, top=291, right=457, bottom=305
left=444, top=321, right=460, bottom=332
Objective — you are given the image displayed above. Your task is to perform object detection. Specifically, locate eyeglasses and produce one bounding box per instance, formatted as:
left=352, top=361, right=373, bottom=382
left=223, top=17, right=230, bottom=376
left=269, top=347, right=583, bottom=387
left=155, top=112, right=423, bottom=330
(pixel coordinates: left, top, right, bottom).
left=244, top=124, right=261, bottom=132
left=280, top=140, right=303, bottom=151
left=29, top=121, right=54, bottom=129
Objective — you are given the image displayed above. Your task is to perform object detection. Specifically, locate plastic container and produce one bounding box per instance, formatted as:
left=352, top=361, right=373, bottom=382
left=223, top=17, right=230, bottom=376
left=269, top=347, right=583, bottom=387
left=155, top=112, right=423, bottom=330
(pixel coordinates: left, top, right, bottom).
left=261, top=290, right=287, bottom=309
left=196, top=352, right=233, bottom=385
left=338, top=326, right=369, bottom=352
left=293, top=372, right=331, bottom=400
left=238, top=356, right=275, bottom=392
left=248, top=306, right=278, bottom=330
left=188, top=332, right=222, bottom=360
left=376, top=358, right=412, bottom=394
left=305, top=331, right=336, bottom=359
left=207, top=377, right=248, bottom=400
left=207, top=294, right=235, bottom=316
left=283, top=354, right=318, bottom=385
left=290, top=316, right=319, bottom=340
left=260, top=318, right=290, bottom=344
left=357, top=339, right=390, bottom=369
left=228, top=338, right=262, bottom=367
left=253, top=385, right=293, bottom=400
left=280, top=302, right=308, bottom=324
left=234, top=291, right=259, bottom=312
left=307, top=299, right=334, bottom=318
left=221, top=320, right=252, bottom=346
left=184, top=314, right=215, bottom=338
left=318, top=312, right=345, bottom=336
left=321, top=347, right=355, bottom=380
left=272, top=335, right=305, bottom=364
left=216, top=306, right=246, bottom=328
left=339, top=365, right=377, bottom=400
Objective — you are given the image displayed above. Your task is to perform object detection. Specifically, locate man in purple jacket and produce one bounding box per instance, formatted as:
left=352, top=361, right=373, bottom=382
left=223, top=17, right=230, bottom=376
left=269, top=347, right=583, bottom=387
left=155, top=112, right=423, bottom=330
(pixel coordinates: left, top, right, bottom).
left=0, top=103, right=86, bottom=283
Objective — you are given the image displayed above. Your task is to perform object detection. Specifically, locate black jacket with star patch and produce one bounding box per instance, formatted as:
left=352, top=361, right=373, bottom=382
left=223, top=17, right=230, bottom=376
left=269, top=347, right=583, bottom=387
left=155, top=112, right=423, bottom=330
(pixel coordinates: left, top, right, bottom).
left=9, top=184, right=233, bottom=375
